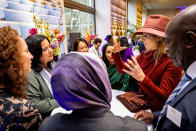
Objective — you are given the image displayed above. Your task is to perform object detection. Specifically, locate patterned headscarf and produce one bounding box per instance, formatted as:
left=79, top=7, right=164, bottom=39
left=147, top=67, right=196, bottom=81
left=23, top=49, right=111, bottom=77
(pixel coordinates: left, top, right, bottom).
left=51, top=52, right=112, bottom=111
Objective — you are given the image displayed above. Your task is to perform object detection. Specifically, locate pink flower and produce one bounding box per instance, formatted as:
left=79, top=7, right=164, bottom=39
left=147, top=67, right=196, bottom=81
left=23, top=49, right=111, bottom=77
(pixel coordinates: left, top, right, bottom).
left=91, top=34, right=98, bottom=40
left=91, top=35, right=97, bottom=38
left=29, top=28, right=38, bottom=35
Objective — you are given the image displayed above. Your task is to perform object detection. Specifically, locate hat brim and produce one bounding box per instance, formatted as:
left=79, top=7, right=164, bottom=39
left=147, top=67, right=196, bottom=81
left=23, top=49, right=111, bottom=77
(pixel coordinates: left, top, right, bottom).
left=134, top=27, right=165, bottom=37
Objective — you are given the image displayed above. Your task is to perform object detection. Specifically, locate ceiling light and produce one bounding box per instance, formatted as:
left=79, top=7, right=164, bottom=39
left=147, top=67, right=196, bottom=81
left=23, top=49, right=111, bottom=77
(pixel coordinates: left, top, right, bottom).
left=177, top=6, right=186, bottom=11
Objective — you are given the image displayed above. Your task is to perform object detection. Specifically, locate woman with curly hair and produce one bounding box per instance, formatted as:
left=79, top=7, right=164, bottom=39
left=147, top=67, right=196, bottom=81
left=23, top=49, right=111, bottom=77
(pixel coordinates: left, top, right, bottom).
left=0, top=26, right=42, bottom=130
left=25, top=35, right=59, bottom=120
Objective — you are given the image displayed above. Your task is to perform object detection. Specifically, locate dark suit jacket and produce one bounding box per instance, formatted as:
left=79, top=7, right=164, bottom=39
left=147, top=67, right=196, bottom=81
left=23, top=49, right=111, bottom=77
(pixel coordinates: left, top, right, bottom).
left=39, top=106, right=147, bottom=131
left=155, top=78, right=196, bottom=131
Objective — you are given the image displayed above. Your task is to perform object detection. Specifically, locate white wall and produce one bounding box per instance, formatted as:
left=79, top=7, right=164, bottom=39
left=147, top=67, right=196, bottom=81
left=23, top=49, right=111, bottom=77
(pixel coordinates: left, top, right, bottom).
left=95, top=0, right=111, bottom=45
left=127, top=0, right=137, bottom=32
left=148, top=9, right=178, bottom=18
left=142, top=7, right=147, bottom=26
left=127, top=0, right=147, bottom=32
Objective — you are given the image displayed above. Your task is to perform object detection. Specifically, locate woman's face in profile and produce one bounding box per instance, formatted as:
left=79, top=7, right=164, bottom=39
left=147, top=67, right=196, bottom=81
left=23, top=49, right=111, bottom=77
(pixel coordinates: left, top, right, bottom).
left=77, top=41, right=88, bottom=52
left=105, top=46, right=114, bottom=65
left=40, top=39, right=53, bottom=66
left=19, top=37, right=33, bottom=73
left=142, top=33, right=158, bottom=51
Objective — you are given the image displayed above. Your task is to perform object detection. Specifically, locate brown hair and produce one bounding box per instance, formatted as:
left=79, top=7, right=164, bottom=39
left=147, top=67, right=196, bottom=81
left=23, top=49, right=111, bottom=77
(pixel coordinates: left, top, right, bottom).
left=0, top=26, right=27, bottom=98
left=154, top=36, right=166, bottom=64
left=93, top=38, right=102, bottom=44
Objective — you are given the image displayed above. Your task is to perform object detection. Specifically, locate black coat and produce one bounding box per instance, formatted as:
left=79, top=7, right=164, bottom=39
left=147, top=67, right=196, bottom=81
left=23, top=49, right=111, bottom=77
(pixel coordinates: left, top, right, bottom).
left=39, top=106, right=147, bottom=131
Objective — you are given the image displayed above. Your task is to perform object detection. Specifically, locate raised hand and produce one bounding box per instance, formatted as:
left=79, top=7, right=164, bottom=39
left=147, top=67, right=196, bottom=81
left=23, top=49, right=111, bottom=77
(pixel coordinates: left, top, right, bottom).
left=122, top=56, right=145, bottom=82
left=134, top=110, right=154, bottom=124
left=112, top=42, right=127, bottom=53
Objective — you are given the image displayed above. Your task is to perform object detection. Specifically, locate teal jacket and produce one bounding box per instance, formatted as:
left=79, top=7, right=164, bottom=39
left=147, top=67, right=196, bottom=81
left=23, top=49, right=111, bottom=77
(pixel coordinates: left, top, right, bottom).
left=27, top=66, right=59, bottom=115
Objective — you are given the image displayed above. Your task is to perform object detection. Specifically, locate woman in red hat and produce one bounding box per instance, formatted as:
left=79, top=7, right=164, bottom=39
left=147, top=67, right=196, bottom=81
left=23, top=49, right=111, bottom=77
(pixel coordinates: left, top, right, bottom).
left=112, top=15, right=182, bottom=112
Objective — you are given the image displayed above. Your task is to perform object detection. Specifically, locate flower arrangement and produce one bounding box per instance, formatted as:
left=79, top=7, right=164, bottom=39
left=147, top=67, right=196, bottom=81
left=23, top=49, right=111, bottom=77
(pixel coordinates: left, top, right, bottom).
left=50, top=30, right=65, bottom=57
left=29, top=15, right=65, bottom=58
left=84, top=30, right=98, bottom=48
left=32, top=15, right=51, bottom=41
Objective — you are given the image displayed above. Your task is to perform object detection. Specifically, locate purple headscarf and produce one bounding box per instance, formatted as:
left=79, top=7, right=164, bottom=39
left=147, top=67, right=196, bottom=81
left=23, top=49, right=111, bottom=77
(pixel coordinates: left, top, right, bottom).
left=51, top=52, right=112, bottom=111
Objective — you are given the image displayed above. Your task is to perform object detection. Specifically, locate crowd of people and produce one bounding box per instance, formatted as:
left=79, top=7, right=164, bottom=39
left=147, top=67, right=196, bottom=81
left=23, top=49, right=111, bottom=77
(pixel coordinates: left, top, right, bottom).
left=112, top=15, right=182, bottom=111
left=0, top=4, right=196, bottom=131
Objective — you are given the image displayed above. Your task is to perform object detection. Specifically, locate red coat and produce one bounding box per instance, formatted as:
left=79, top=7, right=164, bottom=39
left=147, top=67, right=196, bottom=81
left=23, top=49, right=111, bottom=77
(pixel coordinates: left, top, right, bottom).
left=112, top=50, right=182, bottom=111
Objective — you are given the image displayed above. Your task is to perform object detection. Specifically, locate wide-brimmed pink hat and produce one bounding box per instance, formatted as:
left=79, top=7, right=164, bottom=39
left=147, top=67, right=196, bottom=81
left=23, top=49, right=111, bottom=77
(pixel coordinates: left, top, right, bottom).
left=134, top=15, right=170, bottom=37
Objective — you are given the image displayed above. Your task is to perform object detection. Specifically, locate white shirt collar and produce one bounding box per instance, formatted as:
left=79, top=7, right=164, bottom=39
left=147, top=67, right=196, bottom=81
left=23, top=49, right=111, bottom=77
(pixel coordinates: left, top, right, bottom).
left=186, top=61, right=196, bottom=79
